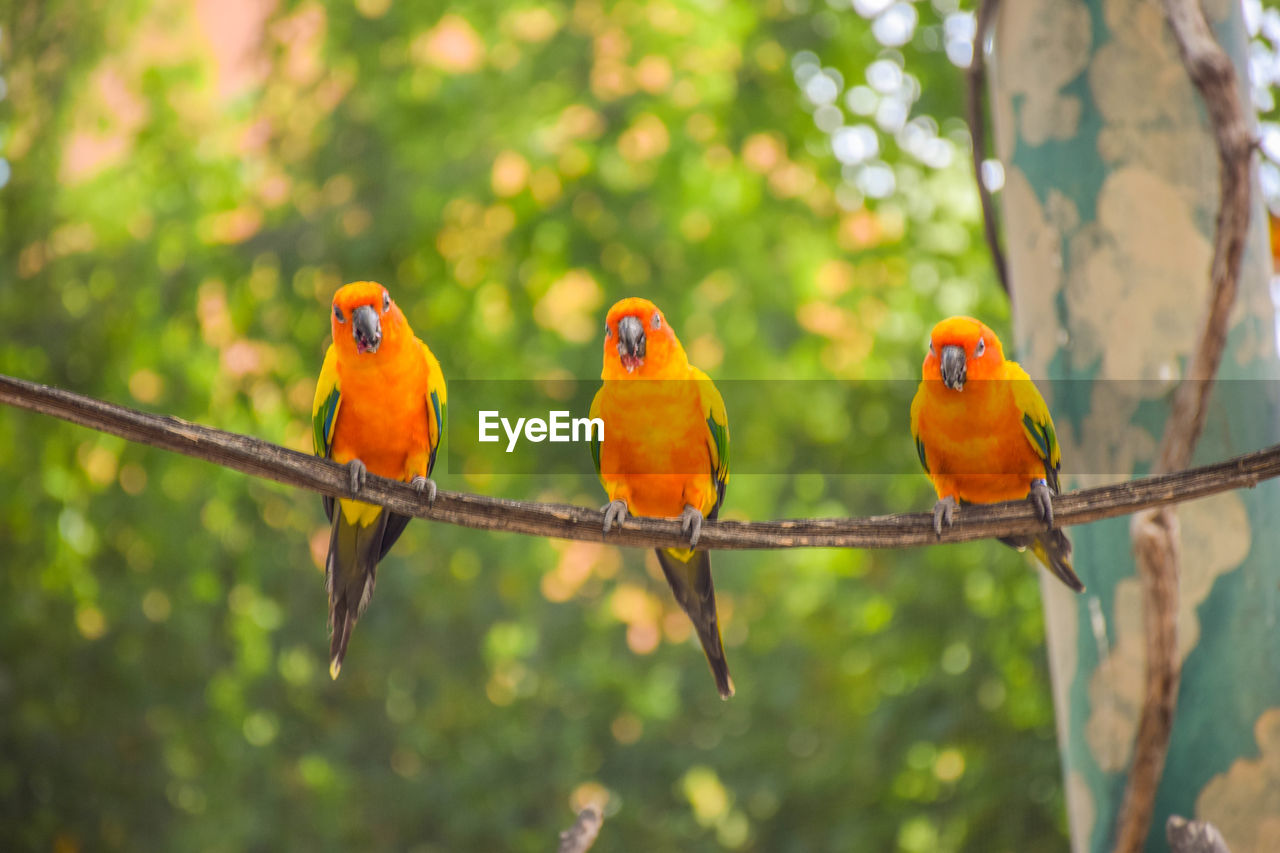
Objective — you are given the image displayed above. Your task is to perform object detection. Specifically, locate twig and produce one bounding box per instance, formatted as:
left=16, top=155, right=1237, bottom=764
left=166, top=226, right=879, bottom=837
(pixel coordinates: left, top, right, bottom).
left=1157, top=0, right=1255, bottom=476
left=557, top=806, right=603, bottom=853
left=1166, top=815, right=1232, bottom=853
left=1116, top=507, right=1181, bottom=853
left=3, top=371, right=1280, bottom=552
left=966, top=0, right=1009, bottom=295
left=1114, top=0, right=1254, bottom=850
left=1157, top=0, right=1254, bottom=473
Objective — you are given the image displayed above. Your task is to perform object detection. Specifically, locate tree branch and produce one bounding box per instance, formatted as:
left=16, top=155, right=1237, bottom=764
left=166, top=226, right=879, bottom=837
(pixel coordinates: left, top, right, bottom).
left=1115, top=0, right=1255, bottom=850
left=966, top=0, right=1010, bottom=295
left=3, top=371, right=1279, bottom=552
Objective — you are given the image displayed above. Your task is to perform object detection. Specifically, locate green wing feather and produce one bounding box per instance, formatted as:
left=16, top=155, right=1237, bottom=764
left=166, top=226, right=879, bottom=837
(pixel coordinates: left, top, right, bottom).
left=692, top=368, right=730, bottom=518
left=311, top=345, right=343, bottom=523
left=420, top=341, right=448, bottom=475
left=1007, top=362, right=1061, bottom=491
left=312, top=345, right=341, bottom=459
left=909, top=383, right=929, bottom=474
left=588, top=387, right=604, bottom=483
left=1006, top=364, right=1083, bottom=591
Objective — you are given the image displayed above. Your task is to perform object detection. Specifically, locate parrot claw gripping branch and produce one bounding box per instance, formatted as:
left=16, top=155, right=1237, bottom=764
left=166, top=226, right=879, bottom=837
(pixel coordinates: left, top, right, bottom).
left=345, top=458, right=367, bottom=496
left=601, top=499, right=629, bottom=535
left=410, top=474, right=438, bottom=506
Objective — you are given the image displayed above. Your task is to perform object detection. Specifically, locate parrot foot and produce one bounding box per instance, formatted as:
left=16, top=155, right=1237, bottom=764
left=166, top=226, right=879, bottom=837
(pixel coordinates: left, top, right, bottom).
left=680, top=504, right=704, bottom=548
left=932, top=496, right=958, bottom=537
left=346, top=459, right=367, bottom=496
left=1029, top=479, right=1054, bottom=528
left=410, top=475, right=437, bottom=506
left=602, top=500, right=629, bottom=534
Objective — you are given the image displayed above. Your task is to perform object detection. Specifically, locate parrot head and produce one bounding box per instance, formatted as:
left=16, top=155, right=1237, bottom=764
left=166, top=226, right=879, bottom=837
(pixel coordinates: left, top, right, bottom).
left=601, top=297, right=685, bottom=378
left=331, top=281, right=407, bottom=358
left=922, top=315, right=1005, bottom=391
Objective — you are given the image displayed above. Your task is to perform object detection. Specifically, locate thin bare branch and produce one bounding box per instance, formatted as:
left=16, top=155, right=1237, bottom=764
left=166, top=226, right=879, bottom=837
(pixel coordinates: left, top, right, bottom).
left=1167, top=815, right=1232, bottom=853
left=3, top=372, right=1280, bottom=553
left=1157, top=0, right=1255, bottom=475
left=1115, top=507, right=1182, bottom=853
left=557, top=806, right=603, bottom=853
left=1115, top=0, right=1255, bottom=850
left=966, top=0, right=1009, bottom=295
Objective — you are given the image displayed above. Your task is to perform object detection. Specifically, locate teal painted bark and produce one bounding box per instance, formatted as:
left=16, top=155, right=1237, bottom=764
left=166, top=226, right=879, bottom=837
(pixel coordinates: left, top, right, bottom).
left=989, top=0, right=1280, bottom=851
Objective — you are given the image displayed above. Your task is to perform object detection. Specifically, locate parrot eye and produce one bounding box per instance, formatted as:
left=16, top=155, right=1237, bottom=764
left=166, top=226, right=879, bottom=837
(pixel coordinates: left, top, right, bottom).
left=604, top=324, right=612, bottom=339
left=928, top=341, right=935, bottom=356
left=974, top=337, right=986, bottom=357
left=651, top=312, right=662, bottom=330
left=382, top=292, right=391, bottom=313
left=334, top=305, right=346, bottom=324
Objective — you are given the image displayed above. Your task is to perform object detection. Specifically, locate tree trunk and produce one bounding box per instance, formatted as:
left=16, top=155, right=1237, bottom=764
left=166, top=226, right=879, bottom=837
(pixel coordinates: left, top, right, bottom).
left=989, top=0, right=1280, bottom=851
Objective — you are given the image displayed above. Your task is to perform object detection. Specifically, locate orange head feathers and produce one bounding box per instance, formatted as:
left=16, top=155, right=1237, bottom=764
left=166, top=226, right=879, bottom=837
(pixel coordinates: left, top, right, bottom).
left=601, top=297, right=689, bottom=380
left=922, top=315, right=1006, bottom=391
left=330, top=281, right=412, bottom=361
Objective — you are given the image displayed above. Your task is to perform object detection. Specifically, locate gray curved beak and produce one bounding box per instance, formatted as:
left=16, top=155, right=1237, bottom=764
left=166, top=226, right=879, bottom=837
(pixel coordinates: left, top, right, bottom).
left=352, top=305, right=382, bottom=354
left=617, top=315, right=646, bottom=367
left=940, top=345, right=966, bottom=391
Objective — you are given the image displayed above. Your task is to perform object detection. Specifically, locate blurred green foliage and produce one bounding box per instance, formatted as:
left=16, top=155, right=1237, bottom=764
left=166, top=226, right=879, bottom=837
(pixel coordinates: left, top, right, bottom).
left=0, top=0, right=1067, bottom=850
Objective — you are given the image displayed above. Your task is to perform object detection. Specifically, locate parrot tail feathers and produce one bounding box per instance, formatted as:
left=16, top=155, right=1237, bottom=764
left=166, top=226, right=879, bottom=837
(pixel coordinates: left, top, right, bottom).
left=1002, top=529, right=1084, bottom=593
left=655, top=548, right=735, bottom=699
left=324, top=507, right=390, bottom=679
left=1032, top=529, right=1085, bottom=593
left=378, top=512, right=413, bottom=561
left=329, top=599, right=353, bottom=680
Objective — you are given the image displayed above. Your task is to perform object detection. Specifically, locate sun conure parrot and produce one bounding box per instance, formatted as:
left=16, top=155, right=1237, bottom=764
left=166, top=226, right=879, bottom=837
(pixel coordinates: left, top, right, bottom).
left=910, top=315, right=1084, bottom=592
left=312, top=281, right=447, bottom=678
left=589, top=297, right=734, bottom=698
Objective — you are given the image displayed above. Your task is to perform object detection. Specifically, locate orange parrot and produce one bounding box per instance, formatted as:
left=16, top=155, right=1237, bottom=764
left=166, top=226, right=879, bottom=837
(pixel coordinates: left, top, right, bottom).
left=312, top=281, right=447, bottom=678
left=589, top=298, right=734, bottom=698
left=910, top=316, right=1084, bottom=592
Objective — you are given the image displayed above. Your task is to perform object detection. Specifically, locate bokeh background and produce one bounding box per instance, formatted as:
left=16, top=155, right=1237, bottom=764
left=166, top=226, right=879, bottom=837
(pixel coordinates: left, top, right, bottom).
left=4, top=1, right=1280, bottom=850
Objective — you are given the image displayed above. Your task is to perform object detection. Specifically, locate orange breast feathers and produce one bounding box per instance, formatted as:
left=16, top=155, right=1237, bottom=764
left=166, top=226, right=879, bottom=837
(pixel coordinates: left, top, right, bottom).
left=594, top=297, right=718, bottom=519
left=914, top=378, right=1045, bottom=503
left=331, top=356, right=433, bottom=482
left=595, top=379, right=717, bottom=518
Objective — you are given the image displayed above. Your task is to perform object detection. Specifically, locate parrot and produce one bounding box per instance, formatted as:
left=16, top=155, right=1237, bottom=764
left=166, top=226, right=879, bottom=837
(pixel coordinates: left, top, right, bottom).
left=589, top=297, right=734, bottom=698
left=312, top=281, right=447, bottom=678
left=909, top=315, right=1084, bottom=593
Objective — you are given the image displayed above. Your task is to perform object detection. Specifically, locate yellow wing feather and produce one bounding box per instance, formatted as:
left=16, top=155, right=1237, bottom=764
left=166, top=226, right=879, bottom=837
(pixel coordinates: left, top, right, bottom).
left=909, top=383, right=928, bottom=473
left=421, top=341, right=447, bottom=468
left=588, top=386, right=605, bottom=484
left=1005, top=360, right=1061, bottom=485
left=691, top=366, right=730, bottom=518
left=312, top=345, right=341, bottom=458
